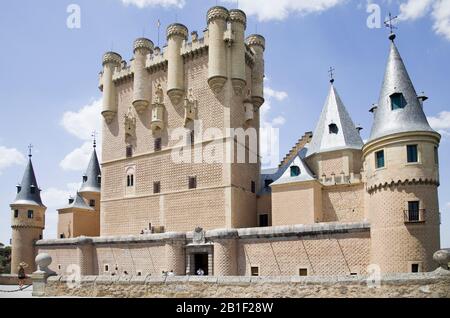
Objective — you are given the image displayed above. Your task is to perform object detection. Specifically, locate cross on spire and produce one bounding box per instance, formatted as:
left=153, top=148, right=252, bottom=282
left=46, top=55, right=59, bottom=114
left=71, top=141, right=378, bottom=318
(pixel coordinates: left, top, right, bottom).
left=91, top=131, right=97, bottom=148
left=328, top=66, right=335, bottom=84
left=384, top=12, right=398, bottom=41
left=27, top=144, right=33, bottom=158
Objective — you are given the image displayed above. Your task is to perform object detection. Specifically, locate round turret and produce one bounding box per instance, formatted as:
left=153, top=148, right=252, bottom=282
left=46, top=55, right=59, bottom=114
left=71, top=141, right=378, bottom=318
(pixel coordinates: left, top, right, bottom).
left=229, top=9, right=247, bottom=96
left=166, top=23, right=188, bottom=105
left=101, top=51, right=122, bottom=124
left=207, top=6, right=229, bottom=94
left=132, top=38, right=154, bottom=113
left=246, top=35, right=265, bottom=107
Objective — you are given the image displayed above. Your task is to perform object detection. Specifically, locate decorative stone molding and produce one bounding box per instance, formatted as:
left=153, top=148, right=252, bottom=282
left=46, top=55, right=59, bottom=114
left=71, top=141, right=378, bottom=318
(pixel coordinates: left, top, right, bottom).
left=184, top=88, right=198, bottom=126
left=207, top=6, right=229, bottom=23
left=367, top=178, right=440, bottom=193
left=246, top=34, right=266, bottom=51
left=167, top=23, right=188, bottom=40
left=102, top=52, right=122, bottom=66
left=433, top=250, right=450, bottom=270
left=208, top=76, right=228, bottom=95
left=124, top=106, right=137, bottom=139
left=133, top=37, right=154, bottom=54
left=229, top=9, right=247, bottom=27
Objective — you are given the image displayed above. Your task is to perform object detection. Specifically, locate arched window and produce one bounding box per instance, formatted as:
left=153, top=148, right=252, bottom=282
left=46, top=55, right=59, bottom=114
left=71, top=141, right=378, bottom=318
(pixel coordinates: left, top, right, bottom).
left=290, top=166, right=301, bottom=177
left=329, top=123, right=339, bottom=134
left=126, top=167, right=135, bottom=188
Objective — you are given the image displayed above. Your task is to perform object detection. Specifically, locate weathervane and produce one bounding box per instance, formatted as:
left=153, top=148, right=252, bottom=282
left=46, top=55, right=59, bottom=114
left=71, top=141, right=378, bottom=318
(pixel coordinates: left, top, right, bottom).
left=91, top=131, right=97, bottom=148
left=384, top=12, right=398, bottom=41
left=28, top=144, right=33, bottom=158
left=328, top=66, right=335, bottom=84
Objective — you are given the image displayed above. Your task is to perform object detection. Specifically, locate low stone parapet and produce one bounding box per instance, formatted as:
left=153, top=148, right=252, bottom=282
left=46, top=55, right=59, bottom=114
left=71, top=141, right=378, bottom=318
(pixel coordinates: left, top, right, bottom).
left=0, top=274, right=32, bottom=286
left=42, top=269, right=450, bottom=298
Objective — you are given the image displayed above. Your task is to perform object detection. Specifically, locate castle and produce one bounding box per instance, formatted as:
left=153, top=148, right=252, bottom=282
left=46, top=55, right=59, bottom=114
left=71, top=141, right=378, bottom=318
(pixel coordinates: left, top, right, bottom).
left=10, top=6, right=441, bottom=278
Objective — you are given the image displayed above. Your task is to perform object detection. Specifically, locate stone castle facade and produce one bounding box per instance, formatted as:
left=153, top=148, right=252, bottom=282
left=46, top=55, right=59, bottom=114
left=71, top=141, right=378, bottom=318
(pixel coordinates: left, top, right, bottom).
left=10, top=6, right=441, bottom=278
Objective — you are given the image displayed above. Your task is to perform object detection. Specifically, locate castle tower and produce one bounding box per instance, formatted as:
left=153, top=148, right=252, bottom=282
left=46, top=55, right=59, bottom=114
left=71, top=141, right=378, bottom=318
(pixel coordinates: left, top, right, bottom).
left=166, top=23, right=188, bottom=105
left=57, top=142, right=101, bottom=238
left=363, top=33, right=441, bottom=273
left=132, top=38, right=154, bottom=114
left=101, top=51, right=122, bottom=123
left=10, top=151, right=46, bottom=274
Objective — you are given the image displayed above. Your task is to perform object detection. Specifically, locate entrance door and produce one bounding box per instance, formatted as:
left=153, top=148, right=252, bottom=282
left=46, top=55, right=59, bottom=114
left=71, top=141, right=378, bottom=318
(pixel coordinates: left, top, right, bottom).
left=194, top=253, right=208, bottom=275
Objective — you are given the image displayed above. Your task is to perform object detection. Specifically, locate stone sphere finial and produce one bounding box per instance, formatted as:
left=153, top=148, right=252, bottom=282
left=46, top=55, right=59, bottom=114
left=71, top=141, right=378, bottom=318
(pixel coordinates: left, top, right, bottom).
left=433, top=250, right=450, bottom=270
left=35, top=253, right=52, bottom=272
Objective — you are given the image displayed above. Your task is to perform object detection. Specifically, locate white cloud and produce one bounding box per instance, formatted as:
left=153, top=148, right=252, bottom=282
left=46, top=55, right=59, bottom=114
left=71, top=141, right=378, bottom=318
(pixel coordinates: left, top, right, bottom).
left=260, top=85, right=288, bottom=167
left=432, top=0, right=450, bottom=41
left=222, top=0, right=346, bottom=21
left=0, top=146, right=26, bottom=174
left=60, top=99, right=102, bottom=171
left=119, top=0, right=185, bottom=8
left=398, top=0, right=450, bottom=41
left=428, top=111, right=450, bottom=136
left=399, top=0, right=434, bottom=21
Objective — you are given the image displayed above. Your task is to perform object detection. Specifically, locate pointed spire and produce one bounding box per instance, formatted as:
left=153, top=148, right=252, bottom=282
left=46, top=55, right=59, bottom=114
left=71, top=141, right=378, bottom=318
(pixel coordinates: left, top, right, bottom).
left=61, top=192, right=94, bottom=211
left=12, top=153, right=44, bottom=207
left=368, top=39, right=435, bottom=142
left=79, top=144, right=101, bottom=194
left=306, top=84, right=364, bottom=158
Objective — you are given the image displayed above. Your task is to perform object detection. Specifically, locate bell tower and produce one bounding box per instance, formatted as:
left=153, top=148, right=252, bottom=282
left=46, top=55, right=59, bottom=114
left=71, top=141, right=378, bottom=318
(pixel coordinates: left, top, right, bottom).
left=10, top=147, right=46, bottom=274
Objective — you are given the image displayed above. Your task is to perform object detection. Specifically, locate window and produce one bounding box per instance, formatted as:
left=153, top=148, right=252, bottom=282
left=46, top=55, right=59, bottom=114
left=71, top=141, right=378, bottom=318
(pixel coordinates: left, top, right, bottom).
left=58, top=265, right=62, bottom=270
left=407, top=201, right=420, bottom=222
left=259, top=214, right=269, bottom=227
left=14, top=210, right=18, bottom=218
left=89, top=200, right=95, bottom=207
left=251, top=181, right=256, bottom=193
left=97, top=175, right=101, bottom=184
left=250, top=266, right=259, bottom=276
left=82, top=175, right=88, bottom=183
left=104, top=264, right=109, bottom=272
left=264, top=179, right=273, bottom=188
left=154, top=181, right=161, bottom=194
left=299, top=268, right=308, bottom=276
left=39, top=235, right=42, bottom=240
left=127, top=175, right=134, bottom=187
left=155, top=138, right=162, bottom=151
left=411, top=263, right=420, bottom=273
left=188, top=176, right=197, bottom=189
left=27, top=210, right=34, bottom=219
left=126, top=145, right=133, bottom=158
left=328, top=123, right=339, bottom=134
left=137, top=271, right=142, bottom=276
left=30, top=185, right=36, bottom=194
left=407, top=145, right=418, bottom=163
left=375, top=150, right=385, bottom=169
left=189, top=130, right=195, bottom=145
left=434, top=146, right=439, bottom=165
left=390, top=92, right=407, bottom=110
left=60, top=234, right=65, bottom=239
left=290, top=166, right=301, bottom=177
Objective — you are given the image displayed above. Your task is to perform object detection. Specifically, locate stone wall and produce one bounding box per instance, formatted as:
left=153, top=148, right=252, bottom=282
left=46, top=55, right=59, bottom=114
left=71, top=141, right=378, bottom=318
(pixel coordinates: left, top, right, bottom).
left=42, top=269, right=450, bottom=298
left=0, top=274, right=32, bottom=285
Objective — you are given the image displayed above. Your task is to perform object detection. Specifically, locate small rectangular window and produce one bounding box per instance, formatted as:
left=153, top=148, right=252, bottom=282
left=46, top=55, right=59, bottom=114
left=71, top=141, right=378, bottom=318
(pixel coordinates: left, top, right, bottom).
left=251, top=181, right=256, bottom=193
left=154, top=181, right=161, bottom=194
left=89, top=200, right=95, bottom=207
left=390, top=93, right=407, bottom=110
left=251, top=266, right=259, bottom=276
left=104, top=264, right=109, bottom=272
left=407, top=201, right=420, bottom=222
left=60, top=234, right=65, bottom=239
left=189, top=176, right=197, bottom=189
left=127, top=175, right=134, bottom=187
left=126, top=145, right=133, bottom=158
left=189, top=131, right=195, bottom=145
left=299, top=268, right=308, bottom=276
left=411, top=263, right=420, bottom=273
left=434, top=146, right=439, bottom=165
left=375, top=150, right=385, bottom=169
left=39, top=235, right=42, bottom=240
left=259, top=214, right=269, bottom=227
left=407, top=145, right=418, bottom=163
left=14, top=210, right=19, bottom=218
left=27, top=210, right=34, bottom=219
left=155, top=138, right=162, bottom=151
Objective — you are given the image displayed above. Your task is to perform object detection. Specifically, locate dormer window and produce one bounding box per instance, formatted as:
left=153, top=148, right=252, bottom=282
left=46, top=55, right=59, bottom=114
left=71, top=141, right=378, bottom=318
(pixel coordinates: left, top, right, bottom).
left=30, top=185, right=36, bottom=194
left=97, top=175, right=101, bottom=184
left=328, top=123, right=338, bottom=134
left=390, top=92, right=407, bottom=110
left=290, top=166, right=301, bottom=177
left=82, top=175, right=88, bottom=183
left=16, top=185, right=21, bottom=193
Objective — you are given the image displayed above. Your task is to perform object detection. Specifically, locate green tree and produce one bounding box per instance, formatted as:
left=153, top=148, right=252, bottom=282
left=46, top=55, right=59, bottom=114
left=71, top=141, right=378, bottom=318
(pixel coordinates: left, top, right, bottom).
left=0, top=243, right=11, bottom=274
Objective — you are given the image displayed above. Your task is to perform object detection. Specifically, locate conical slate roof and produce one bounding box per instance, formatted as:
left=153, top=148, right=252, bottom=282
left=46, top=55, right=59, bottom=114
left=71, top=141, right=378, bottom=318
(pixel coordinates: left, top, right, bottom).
left=368, top=38, right=436, bottom=142
left=79, top=147, right=101, bottom=193
left=306, top=84, right=363, bottom=158
left=60, top=192, right=94, bottom=211
left=12, top=157, right=45, bottom=207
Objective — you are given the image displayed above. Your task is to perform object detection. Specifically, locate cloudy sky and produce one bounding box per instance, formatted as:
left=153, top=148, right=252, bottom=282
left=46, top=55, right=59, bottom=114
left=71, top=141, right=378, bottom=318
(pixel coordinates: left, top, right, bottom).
left=0, top=0, right=449, bottom=246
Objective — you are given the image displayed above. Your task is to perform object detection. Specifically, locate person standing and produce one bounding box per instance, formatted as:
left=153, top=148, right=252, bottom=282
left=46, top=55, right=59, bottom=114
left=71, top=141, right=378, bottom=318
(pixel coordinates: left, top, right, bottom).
left=17, top=262, right=28, bottom=290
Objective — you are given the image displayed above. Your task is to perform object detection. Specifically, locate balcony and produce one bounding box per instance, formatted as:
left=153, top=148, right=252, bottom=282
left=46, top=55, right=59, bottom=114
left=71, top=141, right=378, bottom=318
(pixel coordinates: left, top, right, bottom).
left=404, top=209, right=426, bottom=224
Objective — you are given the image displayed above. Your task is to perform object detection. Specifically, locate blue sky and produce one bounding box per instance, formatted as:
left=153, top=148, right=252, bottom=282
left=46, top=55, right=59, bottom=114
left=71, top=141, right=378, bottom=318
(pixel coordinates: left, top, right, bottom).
left=0, top=0, right=449, bottom=247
